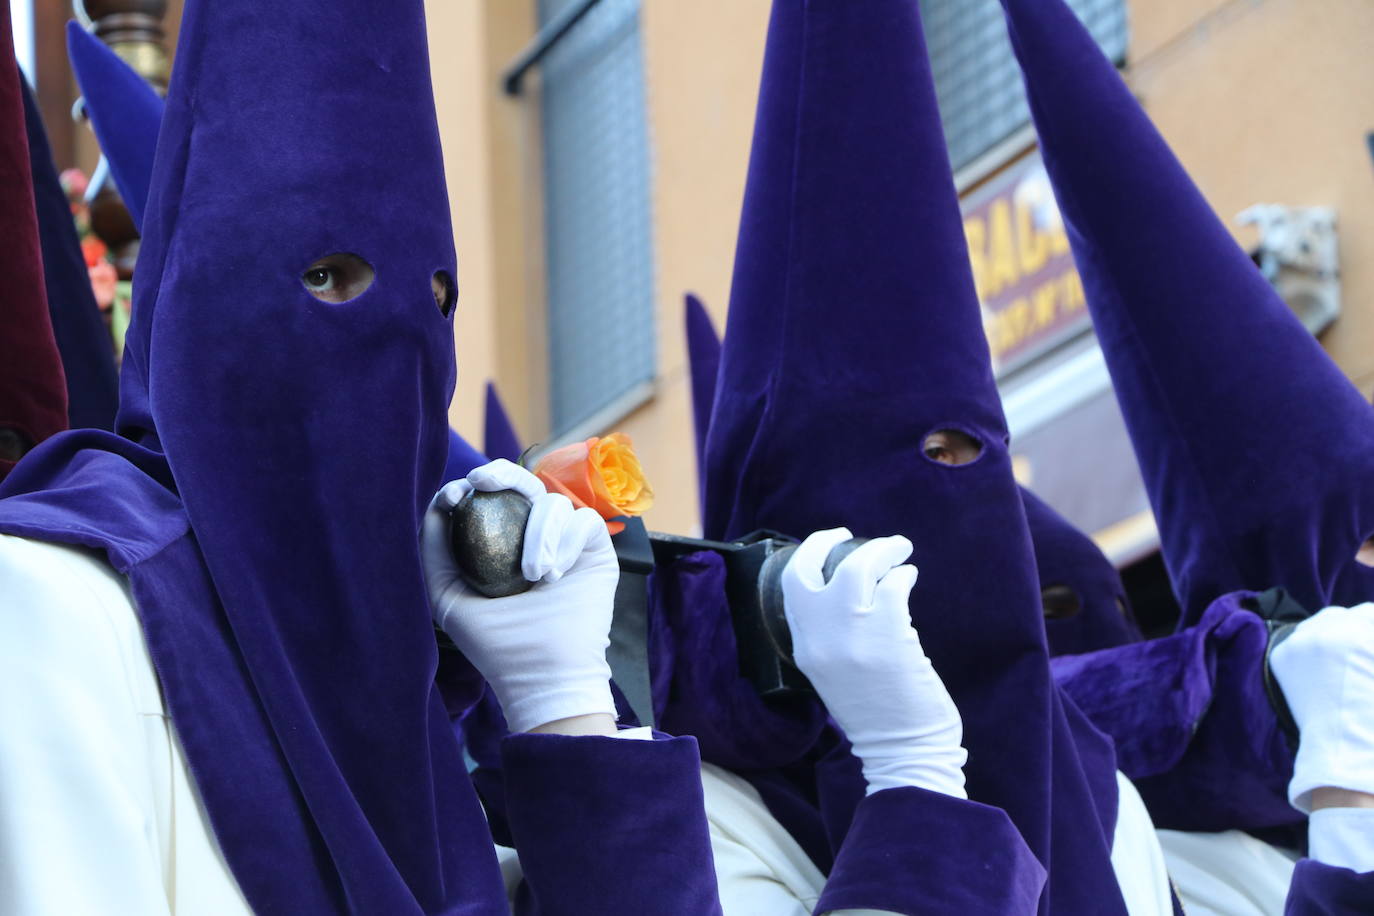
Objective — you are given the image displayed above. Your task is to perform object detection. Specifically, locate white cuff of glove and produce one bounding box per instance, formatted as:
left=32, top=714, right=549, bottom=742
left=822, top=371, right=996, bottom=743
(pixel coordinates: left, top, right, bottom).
left=1308, top=808, right=1374, bottom=873
left=1269, top=603, right=1374, bottom=812
left=1289, top=755, right=1374, bottom=816
left=613, top=726, right=654, bottom=741
left=860, top=741, right=968, bottom=798
left=499, top=682, right=618, bottom=736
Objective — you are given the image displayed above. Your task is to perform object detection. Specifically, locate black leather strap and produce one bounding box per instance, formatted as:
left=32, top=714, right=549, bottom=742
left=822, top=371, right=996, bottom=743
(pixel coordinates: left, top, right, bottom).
left=1242, top=587, right=1309, bottom=751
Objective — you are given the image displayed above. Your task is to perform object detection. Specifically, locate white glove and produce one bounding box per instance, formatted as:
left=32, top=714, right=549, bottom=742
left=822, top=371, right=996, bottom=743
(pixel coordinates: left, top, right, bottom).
left=781, top=528, right=967, bottom=798
left=1269, top=601, right=1374, bottom=812
left=421, top=459, right=619, bottom=733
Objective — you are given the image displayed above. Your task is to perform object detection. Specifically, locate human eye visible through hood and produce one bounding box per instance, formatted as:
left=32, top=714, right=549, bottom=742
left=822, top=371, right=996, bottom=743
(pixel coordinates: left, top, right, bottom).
left=300, top=253, right=375, bottom=304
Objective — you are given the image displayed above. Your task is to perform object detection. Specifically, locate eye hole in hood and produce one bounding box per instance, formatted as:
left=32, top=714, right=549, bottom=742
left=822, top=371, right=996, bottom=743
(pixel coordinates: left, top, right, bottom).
left=301, top=253, right=375, bottom=304
left=432, top=270, right=455, bottom=317
left=1041, top=584, right=1083, bottom=620
left=922, top=428, right=984, bottom=467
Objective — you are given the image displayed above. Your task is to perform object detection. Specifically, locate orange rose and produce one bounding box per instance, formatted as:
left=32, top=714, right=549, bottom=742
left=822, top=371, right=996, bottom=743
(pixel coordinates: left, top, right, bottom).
left=533, top=433, right=655, bottom=536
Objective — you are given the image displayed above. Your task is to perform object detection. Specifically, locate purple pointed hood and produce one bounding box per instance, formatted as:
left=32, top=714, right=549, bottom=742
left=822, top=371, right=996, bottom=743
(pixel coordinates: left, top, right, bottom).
left=0, top=2, right=508, bottom=911
left=20, top=75, right=120, bottom=432
left=56, top=42, right=484, bottom=504
left=1000, top=0, right=1374, bottom=625
left=684, top=292, right=721, bottom=518
left=1022, top=487, right=1142, bottom=656
left=482, top=380, right=523, bottom=463
left=66, top=23, right=162, bottom=231
left=689, top=284, right=1133, bottom=661
left=698, top=1, right=1125, bottom=909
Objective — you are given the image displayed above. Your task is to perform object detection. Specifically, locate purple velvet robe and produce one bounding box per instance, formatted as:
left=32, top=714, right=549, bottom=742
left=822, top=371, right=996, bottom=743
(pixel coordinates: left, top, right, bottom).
left=502, top=733, right=724, bottom=915
left=648, top=550, right=1048, bottom=914
left=1053, top=593, right=1374, bottom=910
left=0, top=0, right=725, bottom=911
left=995, top=1, right=1374, bottom=906
left=676, top=256, right=1145, bottom=911
left=695, top=0, right=1129, bottom=908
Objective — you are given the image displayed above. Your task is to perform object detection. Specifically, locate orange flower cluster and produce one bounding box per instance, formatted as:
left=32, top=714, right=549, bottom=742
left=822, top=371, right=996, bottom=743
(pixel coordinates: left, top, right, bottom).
left=533, top=433, right=654, bottom=536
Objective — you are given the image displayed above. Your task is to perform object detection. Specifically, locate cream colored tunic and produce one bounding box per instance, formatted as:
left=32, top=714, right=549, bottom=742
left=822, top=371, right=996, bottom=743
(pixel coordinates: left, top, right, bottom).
left=1156, top=829, right=1297, bottom=916
left=0, top=534, right=636, bottom=915
left=0, top=534, right=251, bottom=915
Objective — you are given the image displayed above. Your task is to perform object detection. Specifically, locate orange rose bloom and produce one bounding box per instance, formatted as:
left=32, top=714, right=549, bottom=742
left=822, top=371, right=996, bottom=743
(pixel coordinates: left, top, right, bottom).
left=533, top=433, right=655, bottom=535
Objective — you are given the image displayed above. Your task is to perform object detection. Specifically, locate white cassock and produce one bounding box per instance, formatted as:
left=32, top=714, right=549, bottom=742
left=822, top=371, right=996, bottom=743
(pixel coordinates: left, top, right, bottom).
left=1156, top=828, right=1297, bottom=916
left=0, top=534, right=252, bottom=915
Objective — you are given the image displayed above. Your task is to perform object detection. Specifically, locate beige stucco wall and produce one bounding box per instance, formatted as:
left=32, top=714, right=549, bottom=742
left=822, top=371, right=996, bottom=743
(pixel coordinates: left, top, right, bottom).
left=427, top=1, right=546, bottom=441
left=621, top=0, right=773, bottom=535
left=1125, top=0, right=1374, bottom=392
left=427, top=0, right=1374, bottom=537
left=426, top=0, right=774, bottom=536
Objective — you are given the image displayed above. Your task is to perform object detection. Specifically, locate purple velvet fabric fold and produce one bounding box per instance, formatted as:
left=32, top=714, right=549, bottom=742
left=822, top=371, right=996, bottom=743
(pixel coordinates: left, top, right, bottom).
left=816, top=787, right=1046, bottom=916
left=66, top=23, right=162, bottom=232
left=483, top=381, right=523, bottom=463
left=501, top=732, right=723, bottom=916
left=138, top=532, right=508, bottom=911
left=1284, top=860, right=1374, bottom=915
left=1052, top=593, right=1299, bottom=831
left=21, top=72, right=119, bottom=432
left=0, top=430, right=182, bottom=560
left=999, top=0, right=1374, bottom=624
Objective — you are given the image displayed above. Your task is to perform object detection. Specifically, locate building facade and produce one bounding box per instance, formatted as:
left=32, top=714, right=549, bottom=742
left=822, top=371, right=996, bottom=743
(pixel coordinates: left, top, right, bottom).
left=28, top=0, right=1374, bottom=550
left=422, top=0, right=1374, bottom=550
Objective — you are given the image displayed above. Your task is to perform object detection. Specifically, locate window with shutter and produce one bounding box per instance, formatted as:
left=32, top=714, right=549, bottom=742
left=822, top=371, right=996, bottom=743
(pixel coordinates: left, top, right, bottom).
left=539, top=0, right=656, bottom=437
